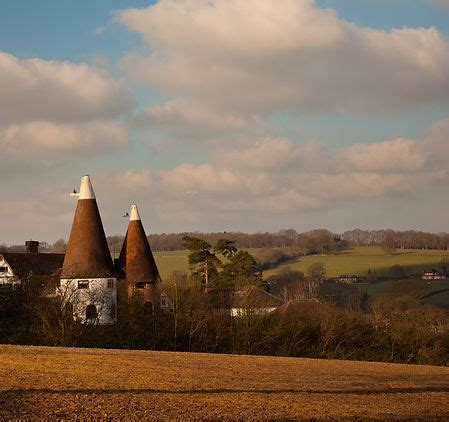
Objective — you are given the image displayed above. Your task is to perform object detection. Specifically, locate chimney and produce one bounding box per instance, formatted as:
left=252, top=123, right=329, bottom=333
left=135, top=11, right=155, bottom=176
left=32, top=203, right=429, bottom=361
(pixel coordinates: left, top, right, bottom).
left=117, top=204, right=161, bottom=289
left=61, top=175, right=113, bottom=279
left=25, top=240, right=39, bottom=254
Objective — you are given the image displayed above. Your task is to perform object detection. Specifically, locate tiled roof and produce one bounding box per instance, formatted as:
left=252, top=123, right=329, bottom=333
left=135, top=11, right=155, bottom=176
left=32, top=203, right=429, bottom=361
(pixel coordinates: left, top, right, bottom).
left=1, top=253, right=64, bottom=277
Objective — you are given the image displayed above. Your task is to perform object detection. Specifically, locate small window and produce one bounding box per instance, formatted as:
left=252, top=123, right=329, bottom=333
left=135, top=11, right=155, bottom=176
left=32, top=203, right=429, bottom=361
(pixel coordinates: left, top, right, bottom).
left=0, top=266, right=7, bottom=273
left=107, top=280, right=114, bottom=289
left=78, top=280, right=89, bottom=289
left=86, top=304, right=97, bottom=321
left=136, top=282, right=146, bottom=289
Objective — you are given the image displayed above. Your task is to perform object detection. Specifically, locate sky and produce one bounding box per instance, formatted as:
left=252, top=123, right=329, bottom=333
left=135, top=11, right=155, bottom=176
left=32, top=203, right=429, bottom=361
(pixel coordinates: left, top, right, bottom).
left=1, top=0, right=449, bottom=244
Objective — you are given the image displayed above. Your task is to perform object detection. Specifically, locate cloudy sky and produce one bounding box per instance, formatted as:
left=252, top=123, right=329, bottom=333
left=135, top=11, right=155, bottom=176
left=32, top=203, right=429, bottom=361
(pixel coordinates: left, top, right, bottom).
left=1, top=0, right=449, bottom=244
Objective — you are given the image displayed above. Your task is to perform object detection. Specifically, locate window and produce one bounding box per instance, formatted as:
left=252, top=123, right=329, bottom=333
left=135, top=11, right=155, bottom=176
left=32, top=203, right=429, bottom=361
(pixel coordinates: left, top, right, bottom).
left=85, top=304, right=97, bottom=321
left=0, top=266, right=7, bottom=273
left=78, top=280, right=89, bottom=289
left=107, top=280, right=114, bottom=289
left=136, top=282, right=146, bottom=289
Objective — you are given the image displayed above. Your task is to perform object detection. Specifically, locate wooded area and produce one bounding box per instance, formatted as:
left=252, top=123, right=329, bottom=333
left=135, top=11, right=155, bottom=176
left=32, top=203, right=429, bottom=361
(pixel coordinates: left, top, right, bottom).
left=2, top=228, right=449, bottom=254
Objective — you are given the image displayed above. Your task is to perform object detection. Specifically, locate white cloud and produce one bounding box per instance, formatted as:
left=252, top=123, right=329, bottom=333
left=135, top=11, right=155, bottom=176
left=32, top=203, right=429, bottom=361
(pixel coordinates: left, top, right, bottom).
left=0, top=120, right=128, bottom=172
left=3, top=116, right=448, bottom=244
left=134, top=98, right=252, bottom=139
left=340, top=138, right=426, bottom=172
left=0, top=51, right=135, bottom=175
left=160, top=164, right=241, bottom=194
left=101, top=116, right=449, bottom=223
left=0, top=51, right=134, bottom=124
left=118, top=0, right=449, bottom=115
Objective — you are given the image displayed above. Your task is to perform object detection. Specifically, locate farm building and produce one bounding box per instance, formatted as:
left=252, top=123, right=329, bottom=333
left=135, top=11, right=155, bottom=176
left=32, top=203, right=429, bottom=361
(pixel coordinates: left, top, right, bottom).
left=1, top=175, right=163, bottom=325
left=422, top=270, right=446, bottom=280
left=335, top=275, right=360, bottom=284
left=0, top=241, right=64, bottom=289
left=204, top=286, right=282, bottom=317
left=58, top=175, right=117, bottom=325
left=116, top=204, right=161, bottom=304
left=231, top=286, right=282, bottom=317
left=57, top=176, right=162, bottom=325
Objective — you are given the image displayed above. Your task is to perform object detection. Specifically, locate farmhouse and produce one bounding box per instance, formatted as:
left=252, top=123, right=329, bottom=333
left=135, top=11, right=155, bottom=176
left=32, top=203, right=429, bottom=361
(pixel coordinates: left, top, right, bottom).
left=0, top=241, right=64, bottom=289
left=422, top=270, right=446, bottom=280
left=231, top=285, right=282, bottom=317
left=335, top=275, right=360, bottom=284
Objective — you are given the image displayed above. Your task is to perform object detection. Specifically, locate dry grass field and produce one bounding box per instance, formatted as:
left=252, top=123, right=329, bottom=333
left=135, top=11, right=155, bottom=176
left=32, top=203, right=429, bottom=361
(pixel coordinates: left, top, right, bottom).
left=1, top=345, right=449, bottom=420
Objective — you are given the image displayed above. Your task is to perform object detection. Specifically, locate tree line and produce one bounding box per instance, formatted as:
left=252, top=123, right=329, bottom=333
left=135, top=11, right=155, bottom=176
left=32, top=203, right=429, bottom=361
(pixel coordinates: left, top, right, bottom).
left=3, top=228, right=448, bottom=255
left=1, top=272, right=448, bottom=366
left=342, top=229, right=449, bottom=250
left=1, top=236, right=449, bottom=366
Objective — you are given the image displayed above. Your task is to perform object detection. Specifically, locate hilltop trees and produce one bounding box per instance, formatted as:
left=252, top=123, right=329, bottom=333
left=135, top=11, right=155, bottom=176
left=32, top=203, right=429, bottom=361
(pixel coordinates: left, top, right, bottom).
left=342, top=229, right=449, bottom=250
left=218, top=250, right=265, bottom=290
left=182, top=236, right=264, bottom=290
left=182, top=236, right=221, bottom=289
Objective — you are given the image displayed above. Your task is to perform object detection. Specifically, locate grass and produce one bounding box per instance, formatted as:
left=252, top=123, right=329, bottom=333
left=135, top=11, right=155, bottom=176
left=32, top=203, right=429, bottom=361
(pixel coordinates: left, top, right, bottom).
left=153, top=250, right=190, bottom=279
left=151, top=247, right=449, bottom=306
left=152, top=246, right=449, bottom=281
left=263, top=246, right=449, bottom=278
left=1, top=345, right=449, bottom=420
left=153, top=249, right=262, bottom=279
left=356, top=278, right=449, bottom=305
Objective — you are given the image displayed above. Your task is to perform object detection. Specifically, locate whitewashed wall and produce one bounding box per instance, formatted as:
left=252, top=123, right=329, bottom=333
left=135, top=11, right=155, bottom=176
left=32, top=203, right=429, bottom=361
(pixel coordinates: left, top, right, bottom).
left=0, top=255, right=19, bottom=286
left=58, top=278, right=117, bottom=325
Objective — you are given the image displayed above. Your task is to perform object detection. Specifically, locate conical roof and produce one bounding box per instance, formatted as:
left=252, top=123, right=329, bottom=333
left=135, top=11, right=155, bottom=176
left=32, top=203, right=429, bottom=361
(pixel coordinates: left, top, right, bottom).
left=117, top=204, right=160, bottom=284
left=61, top=175, right=113, bottom=279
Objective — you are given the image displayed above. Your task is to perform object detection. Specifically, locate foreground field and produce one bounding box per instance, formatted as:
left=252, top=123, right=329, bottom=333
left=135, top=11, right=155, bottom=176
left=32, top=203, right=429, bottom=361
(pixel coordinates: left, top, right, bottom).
left=1, top=345, right=449, bottom=420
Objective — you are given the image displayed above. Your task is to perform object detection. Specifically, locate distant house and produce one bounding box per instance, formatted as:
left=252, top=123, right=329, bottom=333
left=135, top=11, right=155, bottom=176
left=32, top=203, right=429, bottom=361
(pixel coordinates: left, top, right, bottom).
left=159, top=292, right=171, bottom=310
left=422, top=270, right=446, bottom=281
left=335, top=275, right=360, bottom=285
left=231, top=286, right=282, bottom=317
left=0, top=241, right=64, bottom=289
left=204, top=286, right=282, bottom=317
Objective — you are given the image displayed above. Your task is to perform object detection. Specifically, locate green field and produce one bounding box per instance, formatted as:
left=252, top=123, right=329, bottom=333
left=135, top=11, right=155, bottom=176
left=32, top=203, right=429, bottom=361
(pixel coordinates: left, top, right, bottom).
left=263, top=246, right=449, bottom=278
left=153, top=247, right=449, bottom=305
left=153, top=246, right=449, bottom=281
left=153, top=248, right=261, bottom=280
left=154, top=250, right=190, bottom=279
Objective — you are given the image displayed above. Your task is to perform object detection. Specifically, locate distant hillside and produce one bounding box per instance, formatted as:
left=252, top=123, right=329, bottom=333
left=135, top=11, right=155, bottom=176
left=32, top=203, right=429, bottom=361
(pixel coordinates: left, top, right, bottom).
left=1, top=345, right=449, bottom=420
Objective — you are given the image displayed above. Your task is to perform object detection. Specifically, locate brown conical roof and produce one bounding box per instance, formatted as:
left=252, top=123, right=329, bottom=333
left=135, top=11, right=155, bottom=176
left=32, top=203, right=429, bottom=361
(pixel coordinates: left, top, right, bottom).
left=117, top=204, right=161, bottom=284
left=61, top=175, right=113, bottom=279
